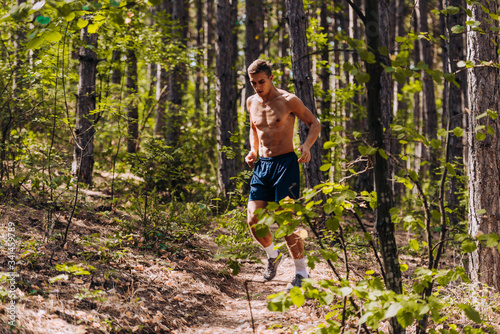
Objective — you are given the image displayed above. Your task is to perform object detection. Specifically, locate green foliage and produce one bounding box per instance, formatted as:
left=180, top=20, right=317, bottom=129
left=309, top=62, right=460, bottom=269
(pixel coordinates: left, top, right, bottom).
left=55, top=262, right=96, bottom=276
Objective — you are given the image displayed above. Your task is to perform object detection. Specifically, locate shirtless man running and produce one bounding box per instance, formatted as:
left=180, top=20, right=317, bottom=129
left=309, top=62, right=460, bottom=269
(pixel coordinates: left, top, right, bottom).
left=245, top=59, right=321, bottom=289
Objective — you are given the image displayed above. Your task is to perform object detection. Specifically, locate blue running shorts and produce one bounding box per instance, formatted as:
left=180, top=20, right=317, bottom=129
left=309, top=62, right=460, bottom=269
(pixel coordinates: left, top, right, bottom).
left=249, top=151, right=300, bottom=202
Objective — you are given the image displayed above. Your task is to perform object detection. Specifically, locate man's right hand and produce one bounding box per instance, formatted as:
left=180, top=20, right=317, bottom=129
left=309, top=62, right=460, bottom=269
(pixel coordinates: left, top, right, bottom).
left=245, top=151, right=257, bottom=168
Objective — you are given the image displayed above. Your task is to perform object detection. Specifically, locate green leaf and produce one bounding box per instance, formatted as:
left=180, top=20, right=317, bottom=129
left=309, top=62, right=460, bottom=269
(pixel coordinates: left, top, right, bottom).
left=451, top=25, right=464, bottom=33
left=461, top=239, right=477, bottom=253
left=268, top=293, right=293, bottom=312
left=49, top=274, right=69, bottom=283
left=430, top=138, right=441, bottom=150
left=487, top=109, right=498, bottom=120
left=320, top=249, right=338, bottom=262
left=454, top=233, right=469, bottom=242
left=476, top=111, right=488, bottom=120
left=378, top=148, right=388, bottom=160
left=355, top=72, right=370, bottom=84
left=476, top=209, right=486, bottom=215
left=289, top=288, right=305, bottom=307
left=486, top=233, right=499, bottom=248
left=487, top=125, right=495, bottom=136
left=338, top=286, right=352, bottom=297
left=255, top=223, right=270, bottom=238
left=400, top=263, right=409, bottom=272
left=36, top=15, right=50, bottom=25
left=378, top=46, right=388, bottom=56
left=32, top=0, right=46, bottom=11
left=397, top=311, right=414, bottom=328
left=437, top=128, right=447, bottom=137
left=445, top=163, right=456, bottom=176
left=44, top=31, right=62, bottom=42
left=458, top=304, right=482, bottom=324
left=26, top=37, right=44, bottom=49
left=77, top=18, right=88, bottom=29
left=393, top=71, right=406, bottom=84
left=476, top=131, right=487, bottom=141
left=266, top=202, right=279, bottom=211
left=325, top=217, right=339, bottom=232
left=384, top=302, right=403, bottom=319
left=323, top=141, right=335, bottom=149
left=446, top=5, right=460, bottom=15
left=409, top=239, right=420, bottom=251
left=358, top=145, right=378, bottom=156
left=65, top=12, right=75, bottom=21
left=88, top=23, right=99, bottom=33
left=465, top=60, right=475, bottom=68
left=453, top=127, right=464, bottom=137
left=324, top=203, right=335, bottom=215
left=320, top=163, right=332, bottom=172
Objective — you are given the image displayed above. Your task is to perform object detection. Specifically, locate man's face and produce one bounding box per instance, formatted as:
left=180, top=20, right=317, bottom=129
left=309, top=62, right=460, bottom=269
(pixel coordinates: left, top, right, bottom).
left=249, top=72, right=273, bottom=97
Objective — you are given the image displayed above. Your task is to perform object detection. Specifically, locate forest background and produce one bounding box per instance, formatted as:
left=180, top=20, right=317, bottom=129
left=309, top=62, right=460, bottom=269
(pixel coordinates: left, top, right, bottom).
left=1, top=0, right=500, bottom=333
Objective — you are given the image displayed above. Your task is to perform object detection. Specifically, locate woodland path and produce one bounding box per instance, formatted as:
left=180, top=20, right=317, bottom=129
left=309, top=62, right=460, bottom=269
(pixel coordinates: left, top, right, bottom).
left=184, top=247, right=334, bottom=334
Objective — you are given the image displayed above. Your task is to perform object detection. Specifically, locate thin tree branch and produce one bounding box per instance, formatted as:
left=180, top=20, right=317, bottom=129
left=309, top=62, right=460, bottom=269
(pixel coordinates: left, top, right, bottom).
left=345, top=0, right=366, bottom=24
left=349, top=209, right=387, bottom=283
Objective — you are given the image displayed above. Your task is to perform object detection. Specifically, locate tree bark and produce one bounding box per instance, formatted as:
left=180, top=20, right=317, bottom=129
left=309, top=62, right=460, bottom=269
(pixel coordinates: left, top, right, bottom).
left=285, top=0, right=324, bottom=189
left=111, top=50, right=122, bottom=85
left=204, top=0, right=215, bottom=117
left=126, top=48, right=139, bottom=153
left=166, top=0, right=188, bottom=145
left=361, top=0, right=404, bottom=332
left=467, top=0, right=500, bottom=290
left=73, top=24, right=98, bottom=186
left=444, top=0, right=466, bottom=225
left=378, top=0, right=395, bottom=192
left=415, top=0, right=438, bottom=174
left=154, top=0, right=172, bottom=137
left=194, top=0, right=203, bottom=116
left=278, top=2, right=290, bottom=90
left=215, top=0, right=238, bottom=196
left=244, top=0, right=263, bottom=92
left=243, top=0, right=263, bottom=158
left=319, top=0, right=331, bottom=158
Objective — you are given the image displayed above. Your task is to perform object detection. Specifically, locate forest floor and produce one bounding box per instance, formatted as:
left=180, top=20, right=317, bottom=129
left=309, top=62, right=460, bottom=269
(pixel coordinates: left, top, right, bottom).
left=1, top=181, right=500, bottom=333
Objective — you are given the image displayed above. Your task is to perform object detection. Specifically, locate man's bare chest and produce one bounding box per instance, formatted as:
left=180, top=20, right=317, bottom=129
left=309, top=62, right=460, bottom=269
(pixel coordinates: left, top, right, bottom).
left=250, top=101, right=294, bottom=129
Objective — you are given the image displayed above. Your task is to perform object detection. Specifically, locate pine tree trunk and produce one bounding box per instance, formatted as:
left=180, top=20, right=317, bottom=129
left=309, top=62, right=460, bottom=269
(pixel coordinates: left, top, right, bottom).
left=467, top=0, right=500, bottom=290
left=111, top=50, right=122, bottom=85
left=215, top=0, right=237, bottom=196
left=278, top=1, right=290, bottom=90
left=166, top=0, right=188, bottom=145
left=416, top=0, right=438, bottom=174
left=444, top=0, right=466, bottom=225
left=73, top=24, right=98, bottom=186
left=319, top=0, right=331, bottom=158
left=204, top=0, right=215, bottom=117
left=194, top=0, right=203, bottom=115
left=126, top=49, right=139, bottom=153
left=243, top=0, right=263, bottom=157
left=362, top=1, right=404, bottom=332
left=154, top=0, right=172, bottom=137
left=378, top=0, right=395, bottom=193
left=285, top=0, right=324, bottom=189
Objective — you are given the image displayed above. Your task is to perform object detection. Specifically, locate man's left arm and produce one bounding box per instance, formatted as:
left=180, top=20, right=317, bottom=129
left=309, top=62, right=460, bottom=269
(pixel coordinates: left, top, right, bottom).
left=290, top=96, right=321, bottom=163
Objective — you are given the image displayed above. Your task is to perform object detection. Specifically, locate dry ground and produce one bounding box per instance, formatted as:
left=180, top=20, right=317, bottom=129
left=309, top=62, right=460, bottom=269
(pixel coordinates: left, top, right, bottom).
left=1, top=197, right=499, bottom=334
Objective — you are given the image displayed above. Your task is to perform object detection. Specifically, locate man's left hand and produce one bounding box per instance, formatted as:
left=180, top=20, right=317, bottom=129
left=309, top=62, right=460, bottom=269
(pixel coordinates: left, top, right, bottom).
left=297, top=145, right=311, bottom=163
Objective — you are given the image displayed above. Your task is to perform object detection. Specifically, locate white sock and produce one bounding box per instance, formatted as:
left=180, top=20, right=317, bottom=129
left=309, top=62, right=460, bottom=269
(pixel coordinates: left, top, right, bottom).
left=294, top=258, right=308, bottom=278
left=263, top=243, right=279, bottom=259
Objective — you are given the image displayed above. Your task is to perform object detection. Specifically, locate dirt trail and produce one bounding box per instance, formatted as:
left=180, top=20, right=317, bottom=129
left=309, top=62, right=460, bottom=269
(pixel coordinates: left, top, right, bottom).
left=186, top=251, right=332, bottom=334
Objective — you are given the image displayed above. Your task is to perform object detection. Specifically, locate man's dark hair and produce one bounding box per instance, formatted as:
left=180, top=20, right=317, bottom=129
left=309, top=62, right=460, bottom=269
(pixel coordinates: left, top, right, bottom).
left=247, top=59, right=272, bottom=77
